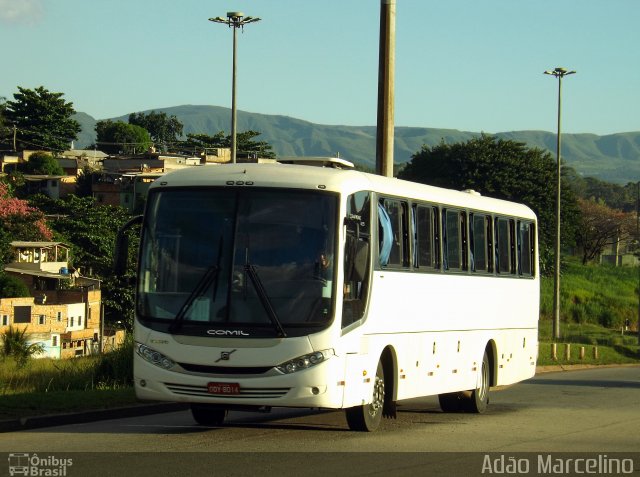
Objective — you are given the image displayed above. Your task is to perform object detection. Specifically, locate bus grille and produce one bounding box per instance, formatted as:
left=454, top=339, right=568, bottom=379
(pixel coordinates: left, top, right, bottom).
left=164, top=383, right=290, bottom=399
left=177, top=363, right=273, bottom=375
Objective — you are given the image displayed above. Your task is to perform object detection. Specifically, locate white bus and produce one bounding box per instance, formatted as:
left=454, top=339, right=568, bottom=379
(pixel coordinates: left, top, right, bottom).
left=119, top=159, right=538, bottom=431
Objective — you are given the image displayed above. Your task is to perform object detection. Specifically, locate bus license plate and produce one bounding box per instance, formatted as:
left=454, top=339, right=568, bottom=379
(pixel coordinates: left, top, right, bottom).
left=207, top=382, right=240, bottom=395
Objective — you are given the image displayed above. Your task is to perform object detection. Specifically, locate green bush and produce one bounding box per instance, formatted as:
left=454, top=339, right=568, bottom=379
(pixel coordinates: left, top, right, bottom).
left=94, top=335, right=133, bottom=387
left=0, top=326, right=44, bottom=368
left=0, top=273, right=31, bottom=298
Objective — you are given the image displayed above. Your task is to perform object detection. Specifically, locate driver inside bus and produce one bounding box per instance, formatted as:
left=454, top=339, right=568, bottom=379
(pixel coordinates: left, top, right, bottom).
left=314, top=251, right=332, bottom=284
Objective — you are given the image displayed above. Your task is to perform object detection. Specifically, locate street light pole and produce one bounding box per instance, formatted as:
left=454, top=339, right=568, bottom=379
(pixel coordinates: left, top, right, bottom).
left=637, top=181, right=640, bottom=349
left=209, top=12, right=261, bottom=164
left=544, top=67, right=576, bottom=341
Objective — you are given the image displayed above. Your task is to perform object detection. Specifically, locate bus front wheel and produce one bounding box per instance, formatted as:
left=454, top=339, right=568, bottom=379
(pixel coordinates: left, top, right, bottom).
left=190, top=404, right=227, bottom=426
left=345, top=361, right=385, bottom=432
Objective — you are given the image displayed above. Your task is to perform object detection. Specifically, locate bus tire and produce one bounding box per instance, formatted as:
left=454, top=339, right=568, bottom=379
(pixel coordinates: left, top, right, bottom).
left=345, top=361, right=385, bottom=431
left=190, top=404, right=227, bottom=426
left=467, top=351, right=490, bottom=413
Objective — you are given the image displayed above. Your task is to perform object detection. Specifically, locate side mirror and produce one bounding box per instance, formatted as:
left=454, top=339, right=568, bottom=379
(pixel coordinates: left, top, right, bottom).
left=114, top=215, right=143, bottom=275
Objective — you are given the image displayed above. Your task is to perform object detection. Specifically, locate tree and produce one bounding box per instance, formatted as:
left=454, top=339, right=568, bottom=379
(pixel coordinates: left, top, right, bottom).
left=236, top=130, right=277, bottom=159
left=4, top=86, right=81, bottom=152
left=0, top=326, right=44, bottom=367
left=95, top=120, right=152, bottom=155
left=575, top=198, right=635, bottom=264
left=30, top=194, right=138, bottom=327
left=0, top=96, right=11, bottom=150
left=0, top=273, right=30, bottom=298
left=178, top=132, right=226, bottom=154
left=398, top=134, right=580, bottom=273
left=18, top=151, right=64, bottom=175
left=0, top=181, right=53, bottom=264
left=569, top=175, right=638, bottom=213
left=176, top=130, right=276, bottom=158
left=128, top=111, right=183, bottom=151
left=75, top=165, right=99, bottom=197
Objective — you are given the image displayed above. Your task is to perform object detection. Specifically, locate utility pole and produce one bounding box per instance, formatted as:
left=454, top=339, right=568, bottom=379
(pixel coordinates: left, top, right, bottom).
left=376, top=0, right=396, bottom=178
left=209, top=12, right=261, bottom=164
left=544, top=67, right=575, bottom=341
left=637, top=181, right=640, bottom=349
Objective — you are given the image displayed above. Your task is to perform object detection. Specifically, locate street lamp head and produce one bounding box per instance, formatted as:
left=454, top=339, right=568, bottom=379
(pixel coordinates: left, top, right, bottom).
left=210, top=12, right=261, bottom=29
left=544, top=67, right=577, bottom=78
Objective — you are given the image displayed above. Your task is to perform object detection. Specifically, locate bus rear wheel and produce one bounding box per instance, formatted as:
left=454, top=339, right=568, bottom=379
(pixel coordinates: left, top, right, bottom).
left=439, top=351, right=490, bottom=413
left=345, top=361, right=385, bottom=432
left=190, top=404, right=227, bottom=426
left=467, top=351, right=490, bottom=413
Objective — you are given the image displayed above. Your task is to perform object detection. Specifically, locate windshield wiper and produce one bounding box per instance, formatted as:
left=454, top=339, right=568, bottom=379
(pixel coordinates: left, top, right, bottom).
left=211, top=235, right=224, bottom=303
left=169, top=265, right=219, bottom=333
left=244, top=263, right=287, bottom=338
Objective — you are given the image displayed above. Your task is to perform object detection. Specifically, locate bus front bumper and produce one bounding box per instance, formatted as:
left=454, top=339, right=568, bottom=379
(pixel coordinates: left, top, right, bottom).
left=134, top=354, right=347, bottom=409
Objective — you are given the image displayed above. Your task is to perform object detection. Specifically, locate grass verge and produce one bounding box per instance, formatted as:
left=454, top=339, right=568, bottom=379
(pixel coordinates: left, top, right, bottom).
left=537, top=319, right=640, bottom=366
left=0, top=388, right=138, bottom=421
left=1, top=338, right=137, bottom=421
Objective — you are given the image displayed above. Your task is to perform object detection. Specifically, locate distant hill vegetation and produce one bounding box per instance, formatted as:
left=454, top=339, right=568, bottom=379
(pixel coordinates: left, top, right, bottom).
left=73, top=105, right=640, bottom=184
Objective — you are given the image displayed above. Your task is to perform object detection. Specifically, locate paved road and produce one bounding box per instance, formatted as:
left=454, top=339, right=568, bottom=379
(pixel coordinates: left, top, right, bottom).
left=1, top=366, right=639, bottom=476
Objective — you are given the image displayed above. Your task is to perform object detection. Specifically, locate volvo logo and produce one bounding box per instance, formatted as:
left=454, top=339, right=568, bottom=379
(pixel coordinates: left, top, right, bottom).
left=216, top=349, right=237, bottom=363
left=206, top=329, right=250, bottom=336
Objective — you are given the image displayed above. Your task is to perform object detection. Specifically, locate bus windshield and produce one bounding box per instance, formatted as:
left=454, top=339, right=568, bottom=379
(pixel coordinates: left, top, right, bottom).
left=137, top=188, right=338, bottom=336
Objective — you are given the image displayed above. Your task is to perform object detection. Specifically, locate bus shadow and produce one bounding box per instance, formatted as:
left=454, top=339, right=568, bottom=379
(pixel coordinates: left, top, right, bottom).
left=22, top=408, right=351, bottom=435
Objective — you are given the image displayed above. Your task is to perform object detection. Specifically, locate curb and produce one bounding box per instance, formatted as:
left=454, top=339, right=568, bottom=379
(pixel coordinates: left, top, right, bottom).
left=535, top=363, right=640, bottom=374
left=0, top=402, right=188, bottom=433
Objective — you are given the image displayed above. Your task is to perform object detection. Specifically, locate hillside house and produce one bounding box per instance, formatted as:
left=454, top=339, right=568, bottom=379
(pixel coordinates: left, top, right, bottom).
left=59, top=149, right=109, bottom=169
left=21, top=174, right=77, bottom=199
left=1, top=241, right=103, bottom=358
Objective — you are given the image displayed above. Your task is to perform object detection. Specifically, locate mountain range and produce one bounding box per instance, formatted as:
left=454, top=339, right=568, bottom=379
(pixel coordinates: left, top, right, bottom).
left=72, top=105, right=640, bottom=184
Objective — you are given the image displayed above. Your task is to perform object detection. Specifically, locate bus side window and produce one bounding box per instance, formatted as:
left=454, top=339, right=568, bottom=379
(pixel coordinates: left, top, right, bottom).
left=485, top=215, right=494, bottom=273
left=470, top=213, right=488, bottom=273
left=495, top=217, right=515, bottom=274
left=415, top=205, right=438, bottom=269
left=343, top=192, right=371, bottom=329
left=378, top=203, right=393, bottom=266
left=460, top=211, right=468, bottom=271
left=509, top=219, right=516, bottom=273
left=443, top=209, right=463, bottom=271
left=518, top=221, right=535, bottom=277
left=379, top=198, right=410, bottom=268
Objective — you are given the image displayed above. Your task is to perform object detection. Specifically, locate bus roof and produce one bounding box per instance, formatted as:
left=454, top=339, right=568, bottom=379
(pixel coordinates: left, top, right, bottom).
left=149, top=163, right=536, bottom=219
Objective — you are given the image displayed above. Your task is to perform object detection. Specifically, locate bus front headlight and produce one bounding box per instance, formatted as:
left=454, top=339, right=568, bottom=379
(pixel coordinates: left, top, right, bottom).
left=276, top=349, right=334, bottom=374
left=135, top=342, right=176, bottom=370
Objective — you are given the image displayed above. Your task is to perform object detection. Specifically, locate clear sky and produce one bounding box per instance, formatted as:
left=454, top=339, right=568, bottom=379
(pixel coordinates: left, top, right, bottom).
left=1, top=0, right=638, bottom=135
